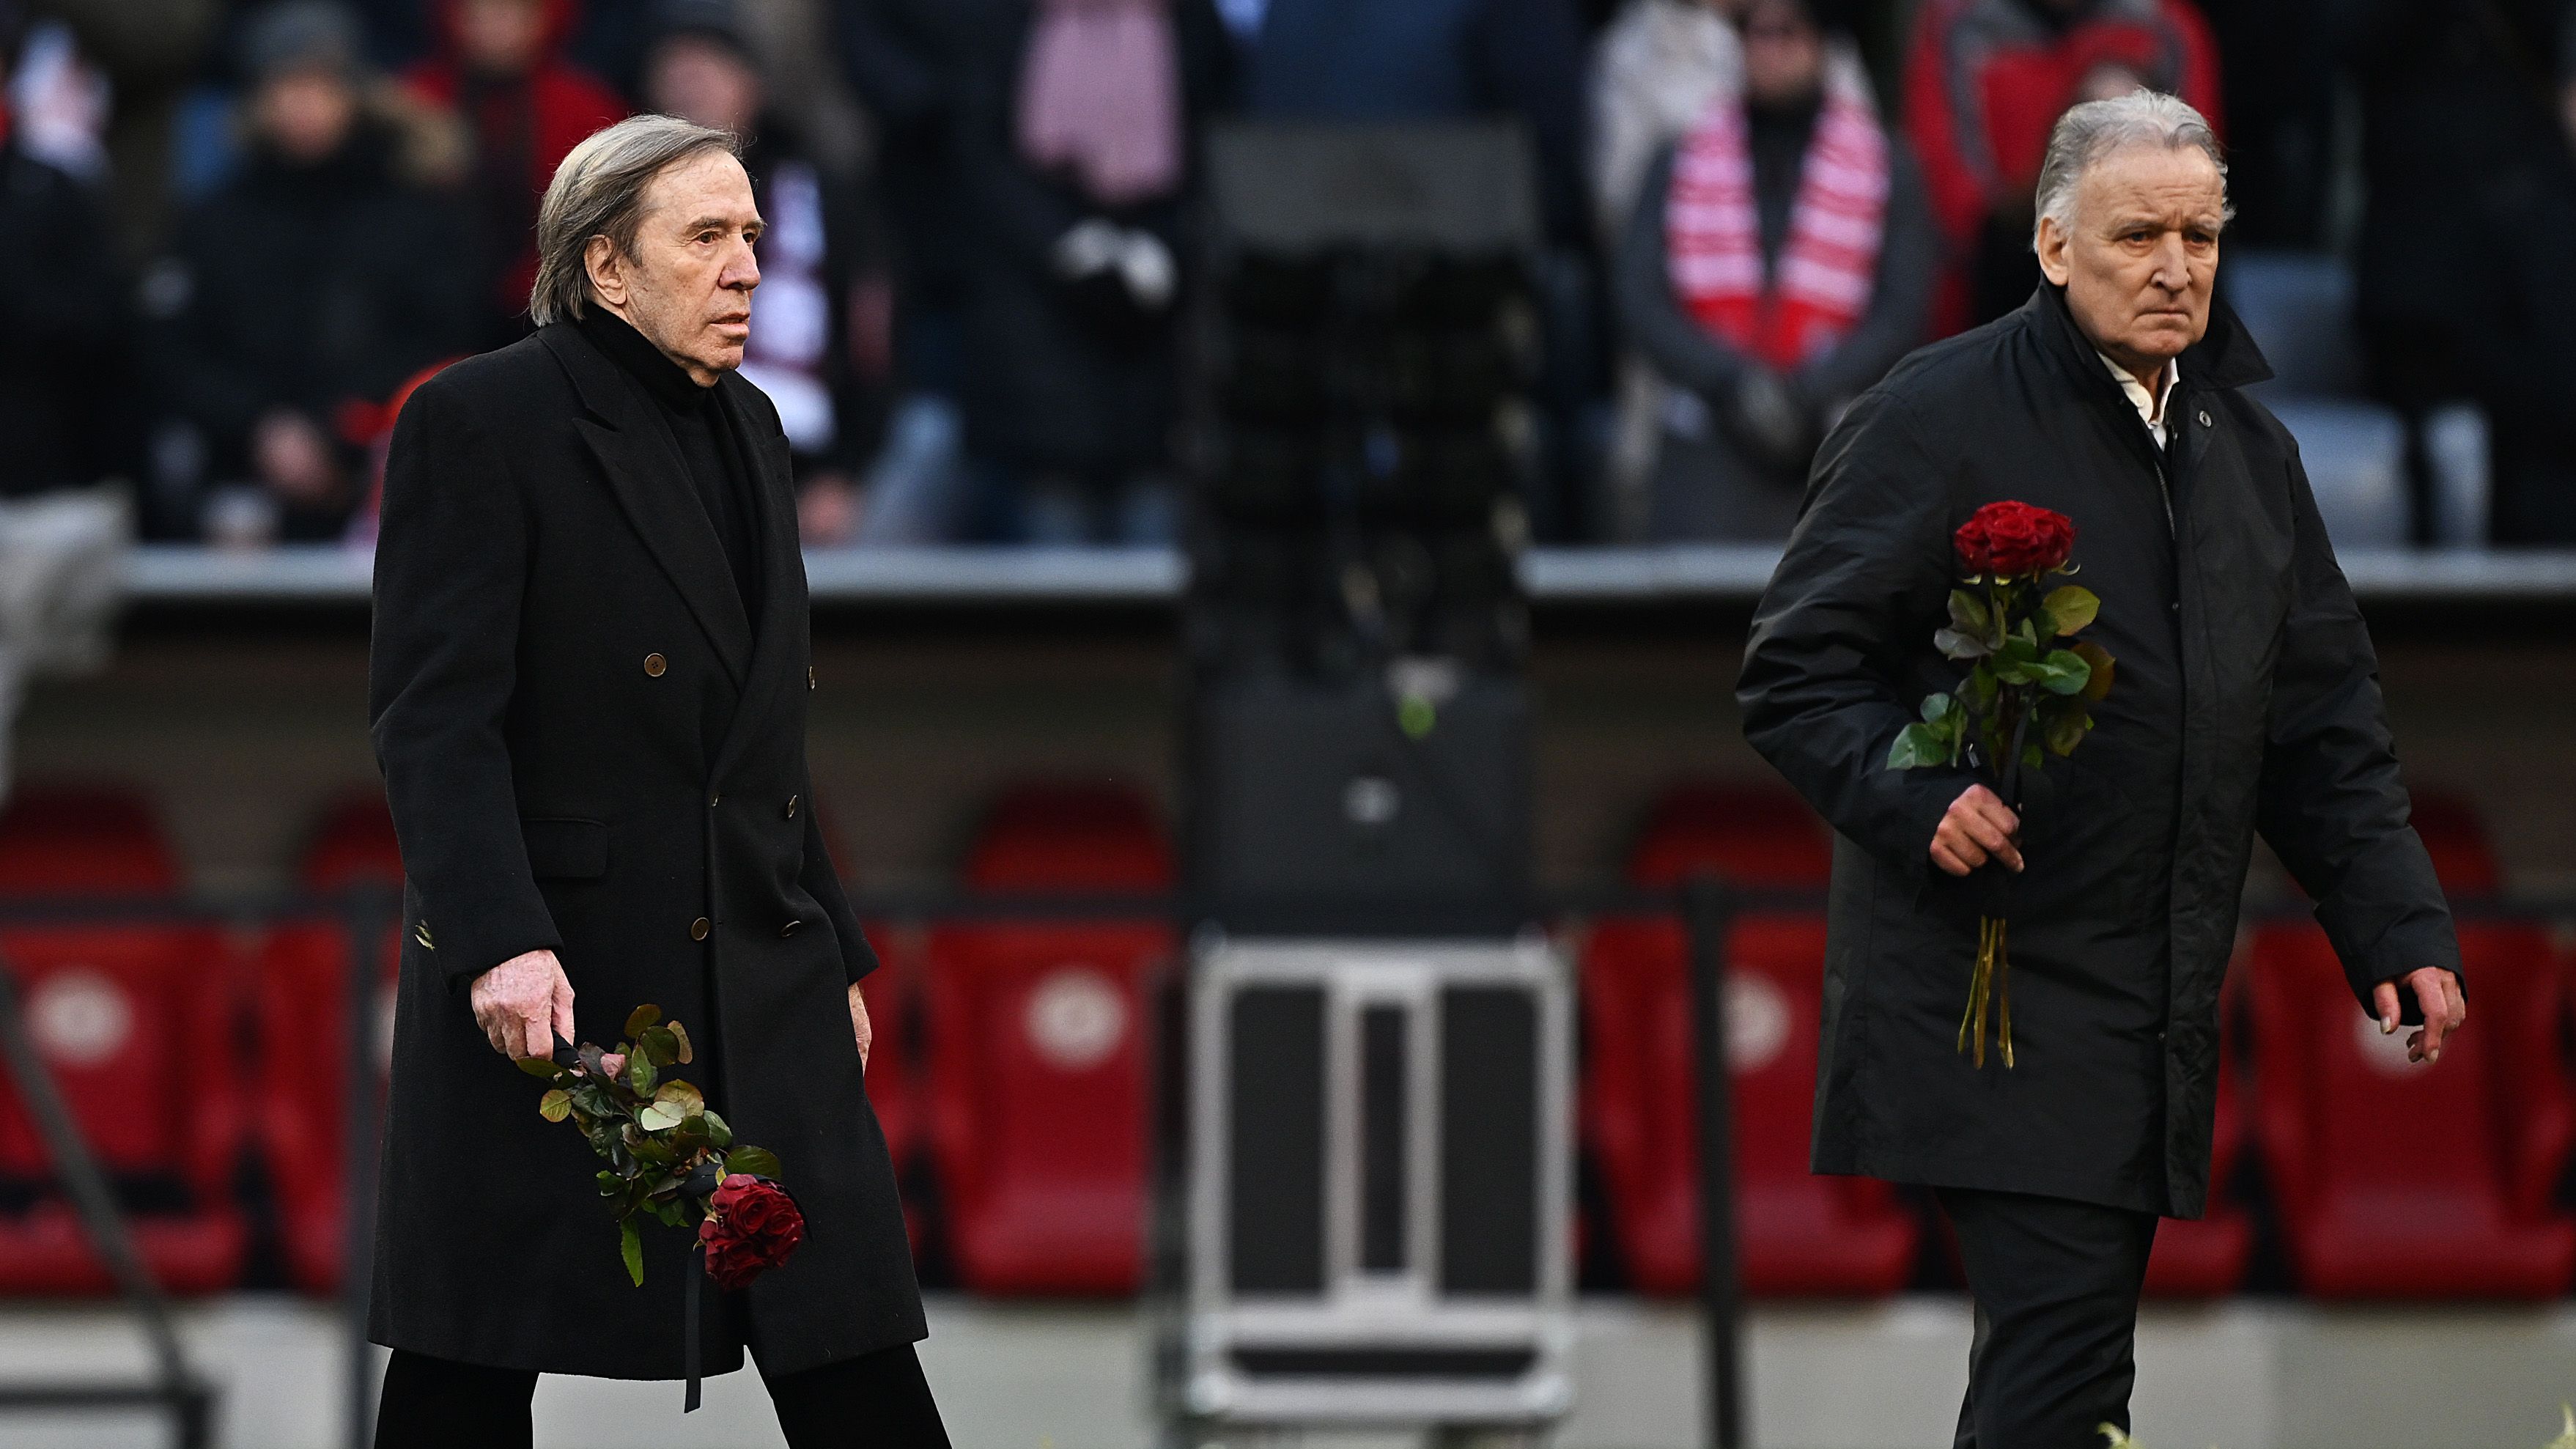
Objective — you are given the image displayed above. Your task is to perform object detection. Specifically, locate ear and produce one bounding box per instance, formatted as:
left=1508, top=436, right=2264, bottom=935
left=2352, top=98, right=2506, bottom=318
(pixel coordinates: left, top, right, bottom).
left=583, top=235, right=627, bottom=309
left=2034, top=214, right=2073, bottom=287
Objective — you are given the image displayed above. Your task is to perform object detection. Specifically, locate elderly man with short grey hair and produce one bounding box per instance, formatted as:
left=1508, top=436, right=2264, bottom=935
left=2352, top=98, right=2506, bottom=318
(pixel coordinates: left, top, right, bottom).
left=368, top=115, right=944, bottom=1445
left=1741, top=91, right=2465, bottom=1445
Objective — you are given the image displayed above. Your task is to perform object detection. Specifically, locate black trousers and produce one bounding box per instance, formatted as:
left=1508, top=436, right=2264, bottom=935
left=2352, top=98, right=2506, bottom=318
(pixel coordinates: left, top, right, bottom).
left=373, top=1342, right=951, bottom=1449
left=1938, top=1187, right=2160, bottom=1449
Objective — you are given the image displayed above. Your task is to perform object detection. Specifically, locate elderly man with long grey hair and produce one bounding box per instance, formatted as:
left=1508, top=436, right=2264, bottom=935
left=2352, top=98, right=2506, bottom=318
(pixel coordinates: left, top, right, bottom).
left=1740, top=90, right=2465, bottom=1445
left=366, top=114, right=945, bottom=1445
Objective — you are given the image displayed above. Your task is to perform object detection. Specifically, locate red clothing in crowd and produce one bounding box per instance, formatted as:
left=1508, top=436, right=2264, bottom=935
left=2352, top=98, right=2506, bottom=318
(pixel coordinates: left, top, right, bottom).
left=1901, top=0, right=2219, bottom=333
left=405, top=0, right=626, bottom=328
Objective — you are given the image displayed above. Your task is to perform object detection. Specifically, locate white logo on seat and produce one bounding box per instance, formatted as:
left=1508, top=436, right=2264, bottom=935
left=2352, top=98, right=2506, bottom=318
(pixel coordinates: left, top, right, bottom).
left=1025, top=967, right=1128, bottom=1072
left=29, top=970, right=132, bottom=1067
left=1726, top=971, right=1793, bottom=1074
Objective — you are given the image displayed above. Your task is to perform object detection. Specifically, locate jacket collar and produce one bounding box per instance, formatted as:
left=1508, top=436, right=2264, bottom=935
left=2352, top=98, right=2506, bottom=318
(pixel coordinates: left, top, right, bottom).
left=2025, top=281, right=2274, bottom=397
left=540, top=319, right=756, bottom=687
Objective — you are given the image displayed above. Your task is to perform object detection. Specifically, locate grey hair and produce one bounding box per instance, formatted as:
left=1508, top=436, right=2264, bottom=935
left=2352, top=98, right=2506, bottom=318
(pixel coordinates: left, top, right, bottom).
left=2031, top=89, right=2232, bottom=250
left=528, top=114, right=741, bottom=327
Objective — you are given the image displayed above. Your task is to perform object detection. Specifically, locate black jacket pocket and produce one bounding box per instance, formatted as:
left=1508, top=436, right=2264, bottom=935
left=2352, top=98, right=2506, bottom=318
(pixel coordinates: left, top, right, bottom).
left=522, top=817, right=609, bottom=879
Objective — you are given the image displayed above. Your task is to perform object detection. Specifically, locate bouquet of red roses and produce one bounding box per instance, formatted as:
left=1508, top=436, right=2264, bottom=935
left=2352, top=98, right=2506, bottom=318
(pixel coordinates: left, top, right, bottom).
left=519, top=1005, right=804, bottom=1408
left=1885, top=501, right=2115, bottom=1068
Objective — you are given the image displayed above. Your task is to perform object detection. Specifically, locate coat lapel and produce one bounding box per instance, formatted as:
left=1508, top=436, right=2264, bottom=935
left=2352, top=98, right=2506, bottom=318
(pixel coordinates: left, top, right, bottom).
left=708, top=373, right=808, bottom=784
left=539, top=324, right=755, bottom=687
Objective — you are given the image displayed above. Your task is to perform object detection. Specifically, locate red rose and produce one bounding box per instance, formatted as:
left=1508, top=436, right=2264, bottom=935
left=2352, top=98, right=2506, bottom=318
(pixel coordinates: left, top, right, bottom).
left=1954, top=501, right=2076, bottom=578
left=698, top=1174, right=805, bottom=1291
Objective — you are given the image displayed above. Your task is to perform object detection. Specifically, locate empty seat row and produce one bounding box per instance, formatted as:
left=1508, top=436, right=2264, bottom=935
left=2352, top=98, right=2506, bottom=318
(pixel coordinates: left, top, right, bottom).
left=7, top=778, right=2570, bottom=1304
left=1580, top=784, right=2576, bottom=1300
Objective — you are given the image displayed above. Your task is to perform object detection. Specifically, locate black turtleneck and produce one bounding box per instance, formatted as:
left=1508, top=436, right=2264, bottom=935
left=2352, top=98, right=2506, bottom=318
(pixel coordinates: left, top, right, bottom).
left=575, top=306, right=762, bottom=627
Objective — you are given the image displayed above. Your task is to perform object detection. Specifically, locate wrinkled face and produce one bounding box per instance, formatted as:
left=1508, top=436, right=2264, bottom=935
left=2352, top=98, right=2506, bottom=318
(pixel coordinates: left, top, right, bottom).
left=586, top=150, right=764, bottom=385
left=254, top=70, right=357, bottom=163
left=2036, top=142, right=2224, bottom=377
left=646, top=35, right=763, bottom=135
left=1741, top=0, right=1823, bottom=107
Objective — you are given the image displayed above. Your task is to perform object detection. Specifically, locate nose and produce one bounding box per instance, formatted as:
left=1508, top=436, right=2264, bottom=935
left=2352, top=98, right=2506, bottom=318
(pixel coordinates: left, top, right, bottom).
left=723, top=237, right=760, bottom=292
left=2148, top=233, right=2190, bottom=292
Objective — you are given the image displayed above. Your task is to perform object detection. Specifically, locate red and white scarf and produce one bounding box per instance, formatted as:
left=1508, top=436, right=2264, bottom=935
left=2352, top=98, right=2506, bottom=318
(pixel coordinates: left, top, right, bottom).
left=1664, top=50, right=1887, bottom=369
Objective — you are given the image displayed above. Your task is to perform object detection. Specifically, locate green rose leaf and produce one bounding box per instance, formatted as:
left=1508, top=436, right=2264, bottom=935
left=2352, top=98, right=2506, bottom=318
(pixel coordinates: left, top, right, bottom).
left=2043, top=585, right=2100, bottom=635
left=517, top=1056, right=565, bottom=1080
left=1920, top=693, right=1957, bottom=724
left=1934, top=627, right=1991, bottom=660
left=638, top=1102, right=684, bottom=1132
left=2042, top=701, right=2092, bottom=756
left=625, top=1004, right=663, bottom=1038
left=665, top=1021, right=693, bottom=1065
left=2034, top=649, right=2093, bottom=696
left=702, top=1109, right=734, bottom=1148
left=2069, top=638, right=2116, bottom=701
left=619, top=1220, right=644, bottom=1286
left=1946, top=589, right=1991, bottom=637
left=2020, top=743, right=2045, bottom=773
left=724, top=1145, right=783, bottom=1181
left=538, top=1089, right=572, bottom=1123
left=1886, top=720, right=1952, bottom=769
left=629, top=1053, right=657, bottom=1095
left=638, top=1025, right=679, bottom=1068
left=654, top=1080, right=706, bottom=1116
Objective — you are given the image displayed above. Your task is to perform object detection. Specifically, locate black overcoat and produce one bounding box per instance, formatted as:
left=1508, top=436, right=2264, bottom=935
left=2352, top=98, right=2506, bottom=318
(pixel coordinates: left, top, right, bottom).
left=366, top=321, right=926, bottom=1377
left=1738, top=284, right=2461, bottom=1218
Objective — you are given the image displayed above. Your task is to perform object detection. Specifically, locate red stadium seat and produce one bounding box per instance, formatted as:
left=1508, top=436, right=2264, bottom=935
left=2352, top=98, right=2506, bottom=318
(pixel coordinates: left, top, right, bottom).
left=2251, top=921, right=2575, bottom=1298
left=924, top=785, right=1172, bottom=1295
left=1624, top=784, right=1835, bottom=892
left=1582, top=912, right=1916, bottom=1296
left=254, top=793, right=403, bottom=1293
left=0, top=786, right=247, bottom=1294
left=1581, top=784, right=1914, bottom=1297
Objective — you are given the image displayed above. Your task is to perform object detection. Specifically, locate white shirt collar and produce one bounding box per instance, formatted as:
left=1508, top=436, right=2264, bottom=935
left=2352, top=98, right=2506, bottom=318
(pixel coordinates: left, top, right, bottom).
left=2100, top=352, right=2181, bottom=444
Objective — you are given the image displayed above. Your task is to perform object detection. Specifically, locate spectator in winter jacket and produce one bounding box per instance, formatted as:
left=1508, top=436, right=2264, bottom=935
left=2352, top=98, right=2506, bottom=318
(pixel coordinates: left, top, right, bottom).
left=2336, top=0, right=2576, bottom=544
left=643, top=0, right=887, bottom=545
left=1901, top=0, right=2219, bottom=332
left=405, top=0, right=625, bottom=342
left=1614, top=0, right=1933, bottom=539
left=0, top=69, right=139, bottom=506
left=161, top=1, right=476, bottom=542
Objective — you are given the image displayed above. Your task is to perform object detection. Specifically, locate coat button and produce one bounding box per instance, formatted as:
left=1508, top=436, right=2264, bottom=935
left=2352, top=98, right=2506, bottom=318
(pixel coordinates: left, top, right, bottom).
left=690, top=917, right=711, bottom=941
left=644, top=652, right=668, bottom=677
left=785, top=794, right=799, bottom=820
left=807, top=665, right=816, bottom=691
left=2197, top=410, right=2213, bottom=427
left=780, top=919, right=802, bottom=938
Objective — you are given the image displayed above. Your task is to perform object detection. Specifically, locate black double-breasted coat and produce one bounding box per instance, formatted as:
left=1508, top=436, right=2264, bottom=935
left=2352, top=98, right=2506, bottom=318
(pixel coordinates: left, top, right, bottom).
left=1738, top=285, right=2462, bottom=1219
left=366, top=320, right=926, bottom=1377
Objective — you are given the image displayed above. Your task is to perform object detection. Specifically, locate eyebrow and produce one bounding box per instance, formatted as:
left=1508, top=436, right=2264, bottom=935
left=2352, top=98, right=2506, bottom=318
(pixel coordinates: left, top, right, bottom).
left=677, top=213, right=764, bottom=233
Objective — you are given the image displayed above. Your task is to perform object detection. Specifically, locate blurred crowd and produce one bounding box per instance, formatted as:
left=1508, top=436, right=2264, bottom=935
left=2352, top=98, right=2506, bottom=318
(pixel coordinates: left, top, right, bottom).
left=3, top=0, right=2574, bottom=548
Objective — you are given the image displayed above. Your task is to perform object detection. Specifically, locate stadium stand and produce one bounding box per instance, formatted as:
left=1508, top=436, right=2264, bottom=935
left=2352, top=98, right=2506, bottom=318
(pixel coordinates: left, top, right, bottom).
left=1580, top=784, right=1918, bottom=1295
left=923, top=785, right=1173, bottom=1294
left=0, top=785, right=248, bottom=1294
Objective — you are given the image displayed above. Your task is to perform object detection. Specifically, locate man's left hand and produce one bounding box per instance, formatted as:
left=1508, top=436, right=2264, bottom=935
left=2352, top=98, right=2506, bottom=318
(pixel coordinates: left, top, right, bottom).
left=848, top=981, right=872, bottom=1069
left=2371, top=967, right=2466, bottom=1065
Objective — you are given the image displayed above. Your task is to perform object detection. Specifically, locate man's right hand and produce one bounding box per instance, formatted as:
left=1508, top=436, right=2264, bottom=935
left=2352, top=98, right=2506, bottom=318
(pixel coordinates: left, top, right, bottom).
left=469, top=949, right=576, bottom=1060
left=1931, top=784, right=2023, bottom=877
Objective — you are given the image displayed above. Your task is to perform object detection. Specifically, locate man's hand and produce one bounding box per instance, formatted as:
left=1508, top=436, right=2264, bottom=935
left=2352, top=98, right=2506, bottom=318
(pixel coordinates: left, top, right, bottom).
left=2372, top=967, right=2467, bottom=1065
left=847, top=982, right=873, bottom=1069
left=468, top=949, right=575, bottom=1060
left=1930, top=783, right=2023, bottom=877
